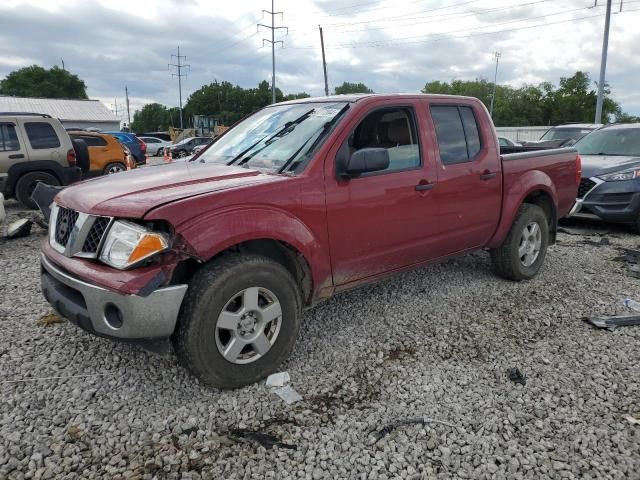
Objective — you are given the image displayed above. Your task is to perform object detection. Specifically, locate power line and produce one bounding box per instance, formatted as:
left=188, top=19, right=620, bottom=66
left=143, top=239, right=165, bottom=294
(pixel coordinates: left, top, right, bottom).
left=168, top=46, right=190, bottom=129
left=318, top=0, right=554, bottom=34
left=258, top=0, right=288, bottom=103
left=286, top=2, right=637, bottom=50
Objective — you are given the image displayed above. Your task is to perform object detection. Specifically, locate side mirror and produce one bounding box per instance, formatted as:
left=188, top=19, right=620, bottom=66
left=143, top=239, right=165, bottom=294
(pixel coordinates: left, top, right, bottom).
left=340, top=148, right=389, bottom=177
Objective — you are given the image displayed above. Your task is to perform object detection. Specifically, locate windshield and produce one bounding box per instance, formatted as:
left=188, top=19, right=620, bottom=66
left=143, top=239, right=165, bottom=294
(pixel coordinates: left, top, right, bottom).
left=540, top=127, right=593, bottom=141
left=575, top=128, right=640, bottom=156
left=196, top=102, right=348, bottom=173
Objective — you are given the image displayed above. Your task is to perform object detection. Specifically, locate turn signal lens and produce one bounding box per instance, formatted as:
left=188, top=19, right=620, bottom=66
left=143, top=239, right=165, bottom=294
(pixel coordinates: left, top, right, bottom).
left=128, top=234, right=167, bottom=264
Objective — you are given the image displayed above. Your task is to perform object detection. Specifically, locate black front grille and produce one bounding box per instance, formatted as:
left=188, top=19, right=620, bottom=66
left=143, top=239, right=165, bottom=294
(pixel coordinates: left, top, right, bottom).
left=54, top=207, right=79, bottom=246
left=577, top=178, right=597, bottom=199
left=82, top=217, right=111, bottom=253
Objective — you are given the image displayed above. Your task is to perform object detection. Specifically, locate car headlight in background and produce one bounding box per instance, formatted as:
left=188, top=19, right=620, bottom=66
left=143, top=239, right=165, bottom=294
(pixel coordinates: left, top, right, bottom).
left=598, top=167, right=640, bottom=182
left=99, top=220, right=168, bottom=269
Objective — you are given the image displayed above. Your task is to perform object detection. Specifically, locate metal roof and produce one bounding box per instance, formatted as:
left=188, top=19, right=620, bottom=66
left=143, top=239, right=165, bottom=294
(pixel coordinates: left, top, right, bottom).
left=0, top=96, right=118, bottom=123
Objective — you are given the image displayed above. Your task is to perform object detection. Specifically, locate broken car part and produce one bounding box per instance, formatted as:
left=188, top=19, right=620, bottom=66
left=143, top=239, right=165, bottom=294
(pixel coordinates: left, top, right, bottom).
left=6, top=218, right=32, bottom=239
left=369, top=417, right=457, bottom=444
left=508, top=367, right=526, bottom=386
left=30, top=182, right=64, bottom=224
left=583, top=314, right=640, bottom=330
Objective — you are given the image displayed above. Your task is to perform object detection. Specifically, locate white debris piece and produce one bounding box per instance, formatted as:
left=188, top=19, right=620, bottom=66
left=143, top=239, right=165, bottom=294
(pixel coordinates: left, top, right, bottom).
left=265, top=371, right=290, bottom=388
left=623, top=299, right=640, bottom=312
left=271, top=386, right=302, bottom=405
left=265, top=371, right=302, bottom=404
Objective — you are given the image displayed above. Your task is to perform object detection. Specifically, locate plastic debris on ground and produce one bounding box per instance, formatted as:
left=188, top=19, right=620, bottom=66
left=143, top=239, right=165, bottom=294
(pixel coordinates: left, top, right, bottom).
left=625, top=415, right=640, bottom=426
left=265, top=371, right=302, bottom=404
left=508, top=367, right=526, bottom=386
left=30, top=182, right=64, bottom=224
left=265, top=371, right=290, bottom=388
left=623, top=298, right=640, bottom=312
left=6, top=219, right=32, bottom=239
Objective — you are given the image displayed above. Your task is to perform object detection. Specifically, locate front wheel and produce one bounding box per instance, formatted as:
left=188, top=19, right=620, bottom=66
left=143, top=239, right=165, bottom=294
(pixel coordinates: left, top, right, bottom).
left=173, top=254, right=301, bottom=389
left=177, top=150, right=188, bottom=158
left=490, top=204, right=549, bottom=281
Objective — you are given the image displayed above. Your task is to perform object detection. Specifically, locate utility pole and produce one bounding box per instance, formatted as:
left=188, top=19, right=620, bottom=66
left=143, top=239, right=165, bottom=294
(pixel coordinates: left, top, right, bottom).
left=111, top=98, right=123, bottom=117
left=169, top=46, right=189, bottom=129
left=595, top=0, right=612, bottom=124
left=61, top=58, right=65, bottom=71
left=258, top=1, right=288, bottom=103
left=125, top=86, right=131, bottom=131
left=319, top=25, right=329, bottom=96
left=489, top=51, right=501, bottom=117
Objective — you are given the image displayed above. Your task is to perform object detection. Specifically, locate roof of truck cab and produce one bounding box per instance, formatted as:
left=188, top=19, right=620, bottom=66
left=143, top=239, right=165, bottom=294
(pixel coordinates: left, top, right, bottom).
left=274, top=93, right=480, bottom=106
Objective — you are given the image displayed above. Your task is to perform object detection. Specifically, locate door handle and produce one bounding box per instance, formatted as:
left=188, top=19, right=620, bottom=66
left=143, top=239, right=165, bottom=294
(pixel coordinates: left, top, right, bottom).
left=480, top=171, right=497, bottom=181
left=415, top=183, right=435, bottom=191
left=8, top=153, right=24, bottom=159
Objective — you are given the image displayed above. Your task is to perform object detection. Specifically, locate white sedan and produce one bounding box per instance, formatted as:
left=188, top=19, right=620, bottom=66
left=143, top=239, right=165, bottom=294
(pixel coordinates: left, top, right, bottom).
left=139, top=136, right=173, bottom=156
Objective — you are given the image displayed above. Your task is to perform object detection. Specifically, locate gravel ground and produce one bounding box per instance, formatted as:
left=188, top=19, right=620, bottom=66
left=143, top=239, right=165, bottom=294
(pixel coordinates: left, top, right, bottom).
left=1, top=199, right=639, bottom=479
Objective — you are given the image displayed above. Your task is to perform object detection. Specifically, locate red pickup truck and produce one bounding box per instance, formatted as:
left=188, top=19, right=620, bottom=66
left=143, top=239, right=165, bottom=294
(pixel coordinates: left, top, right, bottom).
left=41, top=94, right=580, bottom=388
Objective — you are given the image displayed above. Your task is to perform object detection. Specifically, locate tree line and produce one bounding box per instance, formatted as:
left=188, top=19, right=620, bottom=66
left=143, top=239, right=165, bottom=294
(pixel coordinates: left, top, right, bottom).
left=1, top=66, right=637, bottom=132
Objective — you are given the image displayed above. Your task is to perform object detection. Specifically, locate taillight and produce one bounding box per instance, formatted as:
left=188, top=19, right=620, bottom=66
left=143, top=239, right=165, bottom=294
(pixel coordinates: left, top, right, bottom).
left=137, top=137, right=147, bottom=153
left=67, top=148, right=77, bottom=167
left=575, top=154, right=582, bottom=183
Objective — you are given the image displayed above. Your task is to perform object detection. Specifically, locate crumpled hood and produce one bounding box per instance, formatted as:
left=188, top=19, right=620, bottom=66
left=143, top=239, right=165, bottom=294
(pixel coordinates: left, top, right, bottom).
left=580, top=155, right=640, bottom=178
left=55, top=161, right=284, bottom=217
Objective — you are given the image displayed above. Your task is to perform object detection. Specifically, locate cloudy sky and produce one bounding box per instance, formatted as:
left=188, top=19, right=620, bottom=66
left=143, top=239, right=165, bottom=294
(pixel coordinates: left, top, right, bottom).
left=1, top=0, right=639, bottom=120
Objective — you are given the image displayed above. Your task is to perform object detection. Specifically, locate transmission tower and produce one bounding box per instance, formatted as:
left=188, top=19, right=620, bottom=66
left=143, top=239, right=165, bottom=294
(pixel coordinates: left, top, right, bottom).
left=168, top=46, right=190, bottom=129
left=258, top=1, right=288, bottom=104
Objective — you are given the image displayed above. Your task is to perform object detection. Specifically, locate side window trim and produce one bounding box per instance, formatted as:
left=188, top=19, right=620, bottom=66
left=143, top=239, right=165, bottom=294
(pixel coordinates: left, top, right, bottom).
left=345, top=104, right=423, bottom=178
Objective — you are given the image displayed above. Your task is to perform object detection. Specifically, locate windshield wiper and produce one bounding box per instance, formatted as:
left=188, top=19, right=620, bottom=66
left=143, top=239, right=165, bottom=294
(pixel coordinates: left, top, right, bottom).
left=236, top=109, right=317, bottom=167
left=278, top=104, right=350, bottom=174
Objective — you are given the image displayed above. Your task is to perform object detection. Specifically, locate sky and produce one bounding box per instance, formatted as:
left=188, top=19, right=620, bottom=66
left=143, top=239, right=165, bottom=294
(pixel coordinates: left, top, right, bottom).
left=1, top=0, right=639, bottom=121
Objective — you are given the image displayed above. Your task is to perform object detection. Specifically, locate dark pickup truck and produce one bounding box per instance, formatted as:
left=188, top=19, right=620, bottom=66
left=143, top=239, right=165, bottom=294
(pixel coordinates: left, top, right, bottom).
left=41, top=94, right=580, bottom=388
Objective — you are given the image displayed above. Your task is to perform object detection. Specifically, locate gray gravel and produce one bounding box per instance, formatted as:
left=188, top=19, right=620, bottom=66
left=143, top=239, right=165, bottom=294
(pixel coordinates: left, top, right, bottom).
left=1, top=199, right=639, bottom=479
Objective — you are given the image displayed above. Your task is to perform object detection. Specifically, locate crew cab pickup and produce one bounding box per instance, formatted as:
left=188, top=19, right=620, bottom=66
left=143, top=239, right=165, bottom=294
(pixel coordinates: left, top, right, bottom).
left=40, top=94, right=580, bottom=388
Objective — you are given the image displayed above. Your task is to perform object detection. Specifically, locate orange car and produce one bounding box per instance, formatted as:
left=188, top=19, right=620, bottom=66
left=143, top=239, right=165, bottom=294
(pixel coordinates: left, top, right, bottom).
left=69, top=131, right=136, bottom=176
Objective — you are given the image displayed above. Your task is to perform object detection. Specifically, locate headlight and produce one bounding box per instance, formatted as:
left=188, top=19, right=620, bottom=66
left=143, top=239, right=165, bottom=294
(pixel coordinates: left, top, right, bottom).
left=99, top=220, right=168, bottom=269
left=598, top=167, right=640, bottom=182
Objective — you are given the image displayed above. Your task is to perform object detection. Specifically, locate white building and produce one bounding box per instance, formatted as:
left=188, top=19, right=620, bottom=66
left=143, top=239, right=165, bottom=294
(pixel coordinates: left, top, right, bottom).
left=0, top=96, right=120, bottom=131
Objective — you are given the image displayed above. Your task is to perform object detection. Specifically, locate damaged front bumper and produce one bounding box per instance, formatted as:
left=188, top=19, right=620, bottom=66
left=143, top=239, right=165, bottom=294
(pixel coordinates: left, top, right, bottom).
left=570, top=177, right=640, bottom=224
left=41, top=253, right=188, bottom=340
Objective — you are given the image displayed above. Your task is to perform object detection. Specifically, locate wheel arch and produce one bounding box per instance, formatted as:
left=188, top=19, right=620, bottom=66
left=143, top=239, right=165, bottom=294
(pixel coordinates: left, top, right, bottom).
left=162, top=206, right=333, bottom=306
left=488, top=170, right=558, bottom=248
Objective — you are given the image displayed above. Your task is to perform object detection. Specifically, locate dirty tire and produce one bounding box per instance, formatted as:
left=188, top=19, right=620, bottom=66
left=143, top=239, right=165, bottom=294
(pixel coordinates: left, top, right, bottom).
left=15, top=172, right=60, bottom=209
left=490, top=203, right=549, bottom=281
left=173, top=254, right=301, bottom=389
left=103, top=162, right=127, bottom=175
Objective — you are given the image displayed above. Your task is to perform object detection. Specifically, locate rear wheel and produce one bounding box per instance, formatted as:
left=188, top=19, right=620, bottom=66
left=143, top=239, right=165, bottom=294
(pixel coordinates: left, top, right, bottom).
left=15, top=172, right=60, bottom=209
left=173, top=254, right=301, bottom=389
left=156, top=148, right=164, bottom=156
left=490, top=204, right=549, bottom=281
left=178, top=150, right=188, bottom=158
left=103, top=162, right=126, bottom=175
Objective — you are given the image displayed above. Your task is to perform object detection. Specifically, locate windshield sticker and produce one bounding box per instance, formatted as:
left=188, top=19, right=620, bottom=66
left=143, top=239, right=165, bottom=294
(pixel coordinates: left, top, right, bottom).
left=310, top=107, right=341, bottom=118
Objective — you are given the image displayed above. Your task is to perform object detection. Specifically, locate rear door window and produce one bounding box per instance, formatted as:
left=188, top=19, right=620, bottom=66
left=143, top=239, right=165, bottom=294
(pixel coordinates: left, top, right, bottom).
left=431, top=105, right=483, bottom=164
left=78, top=135, right=108, bottom=147
left=430, top=106, right=468, bottom=164
left=0, top=123, right=20, bottom=151
left=24, top=122, right=61, bottom=149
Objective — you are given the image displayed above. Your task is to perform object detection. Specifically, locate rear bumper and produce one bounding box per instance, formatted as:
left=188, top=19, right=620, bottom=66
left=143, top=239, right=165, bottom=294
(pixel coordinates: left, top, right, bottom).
left=41, top=253, right=188, bottom=340
left=570, top=177, right=640, bottom=224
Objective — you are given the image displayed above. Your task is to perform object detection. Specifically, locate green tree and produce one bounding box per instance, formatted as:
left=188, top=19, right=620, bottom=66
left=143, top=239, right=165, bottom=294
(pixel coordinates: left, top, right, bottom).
left=614, top=111, right=640, bottom=123
left=334, top=82, right=373, bottom=95
left=0, top=65, right=88, bottom=99
left=184, top=80, right=284, bottom=125
left=421, top=71, right=622, bottom=126
left=131, top=103, right=171, bottom=133
left=283, top=92, right=311, bottom=101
